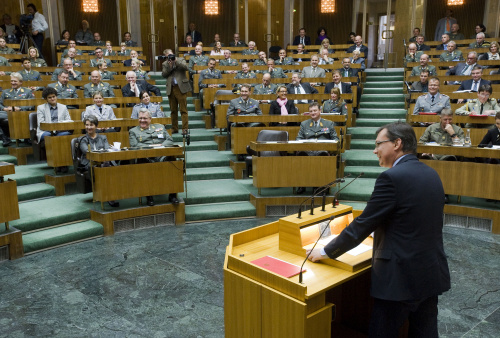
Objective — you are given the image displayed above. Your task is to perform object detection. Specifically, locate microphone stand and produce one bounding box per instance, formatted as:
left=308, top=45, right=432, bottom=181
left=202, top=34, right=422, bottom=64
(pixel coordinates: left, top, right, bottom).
left=299, top=215, right=335, bottom=284
left=297, top=176, right=349, bottom=218
left=332, top=172, right=364, bottom=208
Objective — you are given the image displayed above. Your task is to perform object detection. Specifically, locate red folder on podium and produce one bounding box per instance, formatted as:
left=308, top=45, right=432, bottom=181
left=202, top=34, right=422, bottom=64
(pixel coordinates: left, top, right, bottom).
left=251, top=256, right=305, bottom=278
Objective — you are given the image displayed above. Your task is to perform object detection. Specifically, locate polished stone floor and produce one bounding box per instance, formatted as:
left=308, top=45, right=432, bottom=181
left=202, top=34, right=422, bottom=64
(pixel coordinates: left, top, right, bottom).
left=0, top=218, right=499, bottom=338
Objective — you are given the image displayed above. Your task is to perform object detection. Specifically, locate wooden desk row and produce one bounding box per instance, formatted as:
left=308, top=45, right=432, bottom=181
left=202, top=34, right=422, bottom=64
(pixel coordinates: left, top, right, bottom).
left=0, top=65, right=151, bottom=74
left=88, top=146, right=184, bottom=208
left=192, top=63, right=361, bottom=72
left=405, top=74, right=500, bottom=83
left=406, top=60, right=500, bottom=70
left=413, top=127, right=490, bottom=147
left=56, top=45, right=144, bottom=53
left=408, top=113, right=496, bottom=126
left=4, top=96, right=162, bottom=108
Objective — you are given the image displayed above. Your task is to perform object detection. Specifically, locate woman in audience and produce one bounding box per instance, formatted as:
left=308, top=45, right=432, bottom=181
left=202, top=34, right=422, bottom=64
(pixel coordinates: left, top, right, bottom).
left=56, top=30, right=71, bottom=45
left=269, top=85, right=297, bottom=126
left=0, top=28, right=7, bottom=40
left=28, top=46, right=47, bottom=67
left=315, top=27, right=330, bottom=45
left=131, top=91, right=164, bottom=119
left=78, top=115, right=119, bottom=207
left=210, top=41, right=224, bottom=56
left=322, top=87, right=347, bottom=115
left=82, top=91, right=117, bottom=132
left=479, top=41, right=500, bottom=62
left=318, top=38, right=334, bottom=54
left=118, top=42, right=131, bottom=56
left=350, top=50, right=366, bottom=71
left=131, top=58, right=149, bottom=80
left=471, top=24, right=489, bottom=38
left=0, top=37, right=15, bottom=54
left=104, top=41, right=116, bottom=56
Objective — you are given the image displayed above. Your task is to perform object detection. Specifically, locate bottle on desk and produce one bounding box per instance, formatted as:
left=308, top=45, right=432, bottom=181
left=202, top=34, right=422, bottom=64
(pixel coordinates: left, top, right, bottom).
left=464, top=129, right=471, bottom=147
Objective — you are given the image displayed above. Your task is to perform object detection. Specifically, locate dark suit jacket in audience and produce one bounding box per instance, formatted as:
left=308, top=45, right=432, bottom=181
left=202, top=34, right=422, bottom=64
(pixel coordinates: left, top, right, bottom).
left=121, top=80, right=161, bottom=98
left=324, top=82, right=352, bottom=94
left=286, top=82, right=318, bottom=95
left=293, top=35, right=311, bottom=46
left=269, top=100, right=298, bottom=126
left=457, top=79, right=491, bottom=91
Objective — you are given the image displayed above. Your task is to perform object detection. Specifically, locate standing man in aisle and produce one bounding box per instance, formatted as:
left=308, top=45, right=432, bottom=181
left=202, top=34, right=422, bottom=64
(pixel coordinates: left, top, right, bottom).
left=307, top=121, right=450, bottom=337
left=27, top=3, right=48, bottom=59
left=162, top=49, right=192, bottom=134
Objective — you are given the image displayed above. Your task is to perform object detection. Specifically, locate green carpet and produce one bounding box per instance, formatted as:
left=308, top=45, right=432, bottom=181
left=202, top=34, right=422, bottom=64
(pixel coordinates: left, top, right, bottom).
left=348, top=127, right=379, bottom=139
left=0, top=154, right=17, bottom=164
left=363, top=81, right=403, bottom=89
left=362, top=75, right=403, bottom=82
left=18, top=183, right=56, bottom=201
left=186, top=167, right=234, bottom=181
left=357, top=109, right=407, bottom=119
left=171, top=129, right=218, bottom=142
left=360, top=94, right=405, bottom=103
left=343, top=150, right=379, bottom=166
left=184, top=141, right=218, bottom=151
left=10, top=194, right=94, bottom=232
left=185, top=150, right=232, bottom=168
left=341, top=201, right=368, bottom=211
left=349, top=139, right=376, bottom=150
left=180, top=179, right=251, bottom=204
left=363, top=88, right=403, bottom=94
left=185, top=201, right=256, bottom=222
left=10, top=163, right=54, bottom=186
left=344, top=166, right=387, bottom=179
left=336, top=177, right=377, bottom=201
left=22, top=220, right=103, bottom=253
left=360, top=101, right=406, bottom=109
left=355, top=118, right=398, bottom=127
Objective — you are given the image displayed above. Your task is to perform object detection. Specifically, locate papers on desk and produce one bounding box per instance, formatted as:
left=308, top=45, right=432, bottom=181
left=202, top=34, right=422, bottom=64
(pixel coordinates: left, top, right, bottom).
left=492, top=145, right=500, bottom=149
left=293, top=140, right=338, bottom=143
left=318, top=235, right=372, bottom=256
left=424, top=142, right=440, bottom=146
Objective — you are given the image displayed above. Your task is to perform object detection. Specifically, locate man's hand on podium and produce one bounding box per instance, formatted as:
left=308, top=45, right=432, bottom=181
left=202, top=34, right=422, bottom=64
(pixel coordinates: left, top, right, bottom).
left=307, top=248, right=329, bottom=263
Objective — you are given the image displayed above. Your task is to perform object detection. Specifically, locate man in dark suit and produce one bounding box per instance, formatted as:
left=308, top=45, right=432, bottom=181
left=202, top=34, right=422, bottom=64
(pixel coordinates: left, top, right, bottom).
left=187, top=22, right=202, bottom=44
left=229, top=33, right=247, bottom=47
left=480, top=112, right=500, bottom=146
left=122, top=71, right=161, bottom=105
left=457, top=66, right=490, bottom=92
left=415, top=35, right=431, bottom=51
left=435, top=33, right=450, bottom=51
left=1, top=14, right=22, bottom=43
left=324, top=70, right=352, bottom=94
left=293, top=28, right=311, bottom=46
left=287, top=72, right=318, bottom=104
left=308, top=121, right=451, bottom=337
left=347, top=36, right=368, bottom=55
left=162, top=49, right=192, bottom=134
left=446, top=52, right=479, bottom=83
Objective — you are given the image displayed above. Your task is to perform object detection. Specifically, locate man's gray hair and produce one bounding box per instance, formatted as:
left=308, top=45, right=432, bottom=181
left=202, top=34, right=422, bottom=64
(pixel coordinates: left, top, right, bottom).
left=139, top=107, right=152, bottom=118
left=10, top=72, right=23, bottom=82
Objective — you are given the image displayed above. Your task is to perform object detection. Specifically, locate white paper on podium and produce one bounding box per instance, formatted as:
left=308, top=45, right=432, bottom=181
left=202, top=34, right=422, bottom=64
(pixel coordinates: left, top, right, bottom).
left=346, top=243, right=372, bottom=256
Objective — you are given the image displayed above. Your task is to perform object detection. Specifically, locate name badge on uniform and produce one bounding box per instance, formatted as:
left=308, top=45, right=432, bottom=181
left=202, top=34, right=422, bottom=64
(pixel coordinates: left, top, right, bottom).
left=322, top=128, right=329, bottom=132
left=158, top=134, right=164, bottom=139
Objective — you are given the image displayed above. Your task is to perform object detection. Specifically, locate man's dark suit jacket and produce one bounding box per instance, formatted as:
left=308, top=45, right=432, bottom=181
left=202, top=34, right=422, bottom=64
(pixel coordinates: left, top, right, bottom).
left=416, top=44, right=431, bottom=51
left=293, top=35, right=311, bottom=46
left=445, top=62, right=479, bottom=76
left=324, top=82, right=352, bottom=94
left=346, top=44, right=369, bottom=55
left=186, top=30, right=202, bottom=44
left=436, top=43, right=448, bottom=51
left=480, top=126, right=500, bottom=145
left=229, top=41, right=248, bottom=47
left=324, top=154, right=451, bottom=301
left=121, top=80, right=161, bottom=98
left=457, top=79, right=491, bottom=91
left=286, top=82, right=318, bottom=95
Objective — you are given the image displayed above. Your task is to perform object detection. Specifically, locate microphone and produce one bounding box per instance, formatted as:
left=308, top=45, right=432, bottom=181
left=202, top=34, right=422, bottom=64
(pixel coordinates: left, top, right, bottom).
left=299, top=216, right=335, bottom=284
left=297, top=175, right=350, bottom=218
left=332, top=172, right=364, bottom=207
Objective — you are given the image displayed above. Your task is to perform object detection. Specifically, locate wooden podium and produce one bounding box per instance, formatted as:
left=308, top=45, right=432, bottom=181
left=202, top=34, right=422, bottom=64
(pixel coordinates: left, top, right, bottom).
left=224, top=204, right=373, bottom=337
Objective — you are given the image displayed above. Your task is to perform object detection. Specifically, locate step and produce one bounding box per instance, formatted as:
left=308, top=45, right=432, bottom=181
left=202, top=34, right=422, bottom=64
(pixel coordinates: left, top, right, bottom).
left=171, top=129, right=218, bottom=142
left=349, top=139, right=376, bottom=150
left=18, top=183, right=56, bottom=201
left=355, top=118, right=399, bottom=127
left=186, top=167, right=234, bottom=181
left=343, top=150, right=380, bottom=166
left=363, top=81, right=404, bottom=89
left=360, top=94, right=405, bottom=103
left=362, top=88, right=404, bottom=95
left=180, top=179, right=250, bottom=205
left=161, top=103, right=196, bottom=111
left=22, top=220, right=103, bottom=254
left=344, top=166, right=387, bottom=179
left=364, top=75, right=404, bottom=82
left=359, top=102, right=406, bottom=109
left=365, top=69, right=404, bottom=76
left=9, top=163, right=54, bottom=186
left=0, top=154, right=17, bottom=164
left=171, top=120, right=206, bottom=129
left=185, top=201, right=256, bottom=222
left=348, top=127, right=379, bottom=139
left=185, top=150, right=232, bottom=169
left=336, top=177, right=377, bottom=202
left=358, top=109, right=407, bottom=119
left=0, top=144, right=8, bottom=154
left=10, top=194, right=93, bottom=232
left=184, top=140, right=218, bottom=151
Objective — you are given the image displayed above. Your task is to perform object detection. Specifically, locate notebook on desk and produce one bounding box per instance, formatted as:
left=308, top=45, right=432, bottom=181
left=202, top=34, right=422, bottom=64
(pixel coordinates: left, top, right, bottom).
left=251, top=256, right=305, bottom=278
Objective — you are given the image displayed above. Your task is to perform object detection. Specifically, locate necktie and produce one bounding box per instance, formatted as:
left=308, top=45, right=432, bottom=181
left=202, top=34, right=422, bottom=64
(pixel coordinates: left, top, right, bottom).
left=461, top=65, right=470, bottom=75
left=431, top=95, right=435, bottom=103
left=301, top=38, right=304, bottom=45
left=99, top=107, right=102, bottom=116
left=480, top=103, right=484, bottom=115
left=472, top=82, right=478, bottom=92
left=446, top=19, right=450, bottom=33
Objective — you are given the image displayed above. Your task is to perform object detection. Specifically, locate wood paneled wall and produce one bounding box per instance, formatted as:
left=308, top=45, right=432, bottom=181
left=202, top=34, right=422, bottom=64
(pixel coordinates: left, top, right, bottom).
left=61, top=0, right=119, bottom=44
left=301, top=0, right=355, bottom=45
left=184, top=0, right=236, bottom=47
left=425, top=0, right=486, bottom=42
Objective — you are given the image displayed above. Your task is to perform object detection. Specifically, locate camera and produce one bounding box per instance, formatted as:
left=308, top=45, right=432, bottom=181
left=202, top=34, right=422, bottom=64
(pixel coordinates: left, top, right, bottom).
left=167, top=54, right=176, bottom=61
left=20, top=14, right=33, bottom=33
left=156, top=55, right=167, bottom=61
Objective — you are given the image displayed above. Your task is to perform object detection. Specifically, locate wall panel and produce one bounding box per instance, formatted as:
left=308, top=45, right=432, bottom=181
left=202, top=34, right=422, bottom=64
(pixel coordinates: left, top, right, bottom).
left=425, top=0, right=486, bottom=42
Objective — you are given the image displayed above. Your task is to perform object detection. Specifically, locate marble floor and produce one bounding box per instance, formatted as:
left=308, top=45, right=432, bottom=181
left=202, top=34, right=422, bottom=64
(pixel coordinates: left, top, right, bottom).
left=0, top=218, right=499, bottom=338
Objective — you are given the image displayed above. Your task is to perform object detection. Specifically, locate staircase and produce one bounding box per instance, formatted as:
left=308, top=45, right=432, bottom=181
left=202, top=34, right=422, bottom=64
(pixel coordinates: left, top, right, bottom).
left=340, top=68, right=406, bottom=203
